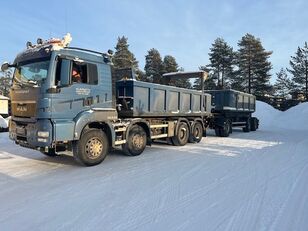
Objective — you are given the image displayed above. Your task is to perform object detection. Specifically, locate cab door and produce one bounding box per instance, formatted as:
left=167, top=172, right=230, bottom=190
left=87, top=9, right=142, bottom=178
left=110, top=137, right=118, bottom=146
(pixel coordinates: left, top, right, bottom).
left=51, top=57, right=99, bottom=119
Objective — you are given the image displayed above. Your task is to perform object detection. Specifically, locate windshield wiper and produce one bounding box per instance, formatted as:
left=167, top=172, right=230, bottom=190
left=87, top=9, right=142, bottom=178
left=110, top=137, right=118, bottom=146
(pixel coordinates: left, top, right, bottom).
left=27, top=79, right=38, bottom=85
left=13, top=76, right=38, bottom=87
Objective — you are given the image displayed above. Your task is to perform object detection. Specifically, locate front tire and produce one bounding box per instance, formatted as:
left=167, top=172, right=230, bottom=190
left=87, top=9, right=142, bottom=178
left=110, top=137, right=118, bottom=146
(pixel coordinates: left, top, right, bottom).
left=73, top=129, right=109, bottom=166
left=122, top=125, right=147, bottom=156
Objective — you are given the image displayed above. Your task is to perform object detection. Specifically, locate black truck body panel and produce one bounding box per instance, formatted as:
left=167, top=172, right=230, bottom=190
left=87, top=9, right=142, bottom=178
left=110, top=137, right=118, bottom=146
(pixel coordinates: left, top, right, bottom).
left=116, top=79, right=212, bottom=118
left=206, top=89, right=256, bottom=113
left=205, top=89, right=258, bottom=130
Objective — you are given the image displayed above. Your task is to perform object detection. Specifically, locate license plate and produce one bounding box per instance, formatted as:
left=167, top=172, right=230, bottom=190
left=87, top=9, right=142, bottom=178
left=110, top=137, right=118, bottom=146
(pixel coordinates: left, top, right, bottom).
left=16, top=127, right=26, bottom=136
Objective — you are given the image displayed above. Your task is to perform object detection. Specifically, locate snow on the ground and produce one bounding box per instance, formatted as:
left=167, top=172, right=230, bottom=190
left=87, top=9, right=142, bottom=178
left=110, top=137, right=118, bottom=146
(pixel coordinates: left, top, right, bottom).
left=0, top=101, right=308, bottom=231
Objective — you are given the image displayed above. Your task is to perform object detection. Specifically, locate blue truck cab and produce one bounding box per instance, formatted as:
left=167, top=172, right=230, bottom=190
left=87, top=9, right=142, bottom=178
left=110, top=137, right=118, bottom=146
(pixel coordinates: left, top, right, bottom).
left=6, top=35, right=119, bottom=163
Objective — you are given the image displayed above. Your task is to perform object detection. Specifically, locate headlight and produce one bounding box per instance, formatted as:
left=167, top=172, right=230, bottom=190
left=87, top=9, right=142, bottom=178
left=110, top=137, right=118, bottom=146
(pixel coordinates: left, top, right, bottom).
left=38, top=131, right=49, bottom=138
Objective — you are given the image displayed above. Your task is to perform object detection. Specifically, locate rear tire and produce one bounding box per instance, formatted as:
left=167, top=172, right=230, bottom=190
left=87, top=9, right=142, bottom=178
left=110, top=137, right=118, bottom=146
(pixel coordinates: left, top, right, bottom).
left=189, top=122, right=203, bottom=143
left=172, top=122, right=189, bottom=146
left=250, top=117, right=258, bottom=131
left=122, top=125, right=147, bottom=156
left=221, top=120, right=231, bottom=137
left=215, top=128, right=221, bottom=137
left=243, top=119, right=251, bottom=132
left=73, top=129, right=109, bottom=166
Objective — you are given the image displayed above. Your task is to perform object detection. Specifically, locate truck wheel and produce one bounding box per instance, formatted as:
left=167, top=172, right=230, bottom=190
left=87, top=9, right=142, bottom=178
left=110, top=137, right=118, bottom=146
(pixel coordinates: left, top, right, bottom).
left=243, top=119, right=251, bottom=133
left=215, top=128, right=221, bottom=137
left=73, top=129, right=109, bottom=166
left=250, top=117, right=258, bottom=131
left=172, top=122, right=189, bottom=146
left=221, top=120, right=231, bottom=137
left=122, top=125, right=147, bottom=156
left=189, top=122, right=203, bottom=143
left=40, top=148, right=57, bottom=157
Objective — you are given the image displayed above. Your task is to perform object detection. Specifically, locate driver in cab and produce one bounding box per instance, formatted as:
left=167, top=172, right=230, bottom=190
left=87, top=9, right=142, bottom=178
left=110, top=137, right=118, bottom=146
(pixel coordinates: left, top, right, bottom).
left=72, top=66, right=82, bottom=83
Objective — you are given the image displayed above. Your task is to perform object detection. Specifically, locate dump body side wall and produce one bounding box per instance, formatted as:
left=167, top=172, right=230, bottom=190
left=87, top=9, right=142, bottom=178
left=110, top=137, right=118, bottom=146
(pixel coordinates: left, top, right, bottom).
left=206, top=90, right=256, bottom=113
left=206, top=90, right=257, bottom=129
left=116, top=80, right=212, bottom=118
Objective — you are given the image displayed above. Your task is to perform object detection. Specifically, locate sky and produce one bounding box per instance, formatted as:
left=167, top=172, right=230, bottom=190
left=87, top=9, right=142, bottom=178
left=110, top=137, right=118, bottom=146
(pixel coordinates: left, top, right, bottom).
left=0, top=0, right=307, bottom=82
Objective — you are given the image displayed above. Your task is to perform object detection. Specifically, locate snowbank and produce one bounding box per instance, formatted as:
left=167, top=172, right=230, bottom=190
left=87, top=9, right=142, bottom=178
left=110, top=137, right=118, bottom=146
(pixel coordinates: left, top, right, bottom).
left=276, top=102, right=308, bottom=130
left=253, top=101, right=281, bottom=128
left=254, top=100, right=308, bottom=130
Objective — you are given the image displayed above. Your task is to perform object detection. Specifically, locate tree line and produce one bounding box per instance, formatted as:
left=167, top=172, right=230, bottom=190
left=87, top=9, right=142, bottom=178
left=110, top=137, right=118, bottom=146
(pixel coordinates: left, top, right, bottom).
left=0, top=35, right=307, bottom=101
left=112, top=34, right=308, bottom=100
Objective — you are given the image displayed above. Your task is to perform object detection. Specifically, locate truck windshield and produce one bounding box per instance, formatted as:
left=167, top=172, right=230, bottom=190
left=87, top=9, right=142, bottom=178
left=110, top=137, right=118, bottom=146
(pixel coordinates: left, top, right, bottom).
left=14, top=60, right=50, bottom=86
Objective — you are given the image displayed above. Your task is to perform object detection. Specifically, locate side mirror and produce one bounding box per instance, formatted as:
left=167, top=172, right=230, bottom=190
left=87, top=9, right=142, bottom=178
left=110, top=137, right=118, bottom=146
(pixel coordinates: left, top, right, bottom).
left=60, top=59, right=71, bottom=87
left=1, top=62, right=9, bottom=72
left=107, top=49, right=114, bottom=56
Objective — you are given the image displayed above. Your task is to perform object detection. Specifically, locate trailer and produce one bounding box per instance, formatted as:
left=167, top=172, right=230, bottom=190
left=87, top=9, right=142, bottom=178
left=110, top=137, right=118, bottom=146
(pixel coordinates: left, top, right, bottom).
left=3, top=34, right=212, bottom=166
left=206, top=89, right=259, bottom=137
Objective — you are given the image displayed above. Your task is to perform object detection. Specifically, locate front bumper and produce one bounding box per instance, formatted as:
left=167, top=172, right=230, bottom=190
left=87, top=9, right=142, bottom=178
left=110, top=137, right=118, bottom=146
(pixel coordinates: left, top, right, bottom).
left=9, top=119, right=53, bottom=149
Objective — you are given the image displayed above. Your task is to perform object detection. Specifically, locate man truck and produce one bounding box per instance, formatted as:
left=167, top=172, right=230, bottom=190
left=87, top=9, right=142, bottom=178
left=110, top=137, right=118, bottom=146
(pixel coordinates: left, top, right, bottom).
left=2, top=34, right=212, bottom=166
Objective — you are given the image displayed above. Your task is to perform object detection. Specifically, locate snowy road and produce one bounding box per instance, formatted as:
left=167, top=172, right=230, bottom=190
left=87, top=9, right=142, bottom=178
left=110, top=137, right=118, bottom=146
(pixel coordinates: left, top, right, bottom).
left=0, top=123, right=307, bottom=230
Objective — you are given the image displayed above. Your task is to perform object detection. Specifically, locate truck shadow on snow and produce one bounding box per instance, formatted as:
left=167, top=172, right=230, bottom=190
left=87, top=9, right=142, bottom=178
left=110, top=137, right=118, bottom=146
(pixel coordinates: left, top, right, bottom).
left=0, top=128, right=287, bottom=170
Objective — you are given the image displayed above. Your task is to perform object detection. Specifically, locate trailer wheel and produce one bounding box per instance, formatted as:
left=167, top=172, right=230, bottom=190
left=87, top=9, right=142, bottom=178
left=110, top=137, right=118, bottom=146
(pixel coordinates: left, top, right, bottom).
left=40, top=148, right=57, bottom=157
left=250, top=117, right=258, bottom=131
left=221, top=120, right=232, bottom=137
left=189, top=122, right=203, bottom=143
left=172, top=122, right=189, bottom=146
left=215, top=128, right=221, bottom=137
left=73, top=128, right=109, bottom=166
left=122, top=125, right=147, bottom=156
left=243, top=119, right=251, bottom=133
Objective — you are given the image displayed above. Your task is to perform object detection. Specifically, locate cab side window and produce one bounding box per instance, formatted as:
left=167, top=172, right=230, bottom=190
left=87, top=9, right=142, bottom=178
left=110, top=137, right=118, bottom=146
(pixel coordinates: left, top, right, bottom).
left=72, top=62, right=87, bottom=83
left=71, top=61, right=98, bottom=85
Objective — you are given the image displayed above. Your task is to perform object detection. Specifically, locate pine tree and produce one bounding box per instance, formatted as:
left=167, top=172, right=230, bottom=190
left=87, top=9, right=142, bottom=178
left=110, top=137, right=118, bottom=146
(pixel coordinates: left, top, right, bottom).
left=235, top=34, right=273, bottom=95
left=0, top=70, right=12, bottom=97
left=207, top=38, right=235, bottom=89
left=135, top=69, right=149, bottom=82
left=163, top=55, right=191, bottom=88
left=113, top=36, right=138, bottom=71
left=287, top=42, right=308, bottom=100
left=193, top=66, right=216, bottom=90
left=144, top=48, right=164, bottom=84
left=274, top=68, right=292, bottom=97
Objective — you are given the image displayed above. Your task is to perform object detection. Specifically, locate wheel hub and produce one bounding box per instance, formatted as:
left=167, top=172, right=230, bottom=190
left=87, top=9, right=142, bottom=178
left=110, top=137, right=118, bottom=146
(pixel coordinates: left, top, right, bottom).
left=180, top=127, right=187, bottom=140
left=194, top=127, right=200, bottom=138
left=86, top=137, right=103, bottom=159
left=132, top=134, right=144, bottom=149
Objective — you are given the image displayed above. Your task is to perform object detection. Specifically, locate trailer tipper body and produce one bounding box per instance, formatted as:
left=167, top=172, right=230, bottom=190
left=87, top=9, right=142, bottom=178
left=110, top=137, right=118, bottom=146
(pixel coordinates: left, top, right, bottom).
left=3, top=34, right=211, bottom=166
left=206, top=89, right=259, bottom=137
